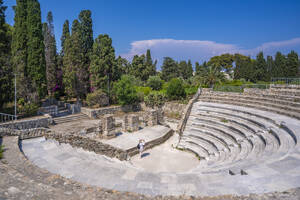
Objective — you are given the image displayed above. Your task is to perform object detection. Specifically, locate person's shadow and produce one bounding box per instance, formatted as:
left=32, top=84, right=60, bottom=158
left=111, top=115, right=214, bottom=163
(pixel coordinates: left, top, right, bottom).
left=141, top=152, right=150, bottom=158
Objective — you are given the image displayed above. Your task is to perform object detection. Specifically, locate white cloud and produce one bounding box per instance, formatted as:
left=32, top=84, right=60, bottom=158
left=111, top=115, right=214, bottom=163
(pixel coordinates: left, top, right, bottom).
left=120, top=37, right=300, bottom=66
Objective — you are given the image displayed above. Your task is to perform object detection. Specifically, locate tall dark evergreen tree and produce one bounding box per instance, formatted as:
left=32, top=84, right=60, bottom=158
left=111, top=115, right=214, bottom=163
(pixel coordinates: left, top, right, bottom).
left=26, top=0, right=46, bottom=98
left=0, top=0, right=13, bottom=108
left=161, top=57, right=179, bottom=81
left=43, top=11, right=57, bottom=96
left=286, top=51, right=299, bottom=77
left=234, top=54, right=254, bottom=81
left=78, top=10, right=93, bottom=55
left=145, top=49, right=156, bottom=77
left=195, top=61, right=208, bottom=77
left=90, top=34, right=115, bottom=95
left=60, top=20, right=70, bottom=56
left=63, top=19, right=87, bottom=99
left=254, top=52, right=268, bottom=82
left=273, top=52, right=286, bottom=78
left=178, top=60, right=193, bottom=79
left=266, top=55, right=274, bottom=81
left=130, top=54, right=147, bottom=81
left=186, top=59, right=193, bottom=79
left=12, top=0, right=29, bottom=100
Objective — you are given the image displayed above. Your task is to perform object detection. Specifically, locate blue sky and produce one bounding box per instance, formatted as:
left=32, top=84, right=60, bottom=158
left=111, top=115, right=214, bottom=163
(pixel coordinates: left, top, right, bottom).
left=4, top=0, right=300, bottom=66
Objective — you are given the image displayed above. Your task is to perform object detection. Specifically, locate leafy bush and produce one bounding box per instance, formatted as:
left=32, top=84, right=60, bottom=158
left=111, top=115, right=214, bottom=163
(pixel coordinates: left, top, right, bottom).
left=18, top=102, right=39, bottom=118
left=166, top=78, right=186, bottom=100
left=184, top=85, right=198, bottom=96
left=213, top=85, right=243, bottom=93
left=86, top=90, right=109, bottom=107
left=144, top=91, right=166, bottom=108
left=136, top=86, right=152, bottom=96
left=147, top=76, right=163, bottom=90
left=113, top=75, right=139, bottom=105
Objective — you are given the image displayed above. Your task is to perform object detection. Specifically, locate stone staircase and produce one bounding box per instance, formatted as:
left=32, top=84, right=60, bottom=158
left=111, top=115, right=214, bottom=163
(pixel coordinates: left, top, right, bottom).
left=178, top=85, right=300, bottom=173
left=52, top=113, right=89, bottom=125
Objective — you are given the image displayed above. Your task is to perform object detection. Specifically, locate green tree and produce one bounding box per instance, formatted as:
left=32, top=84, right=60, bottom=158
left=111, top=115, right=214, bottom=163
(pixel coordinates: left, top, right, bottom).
left=113, top=75, right=139, bottom=105
left=90, top=34, right=116, bottom=96
left=272, top=52, right=286, bottom=78
left=115, top=56, right=129, bottom=76
left=43, top=11, right=57, bottom=96
left=60, top=20, right=69, bottom=56
left=161, top=57, right=179, bottom=81
left=63, top=19, right=87, bottom=99
left=234, top=54, right=254, bottom=81
left=195, top=61, right=208, bottom=77
left=166, top=78, right=186, bottom=100
left=147, top=75, right=163, bottom=90
left=186, top=60, right=193, bottom=79
left=266, top=55, right=274, bottom=81
left=26, top=0, right=46, bottom=98
left=0, top=0, right=13, bottom=108
left=253, top=52, right=268, bottom=82
left=130, top=54, right=147, bottom=81
left=286, top=51, right=299, bottom=77
left=78, top=10, right=93, bottom=55
left=208, top=54, right=234, bottom=76
left=203, top=65, right=225, bottom=87
left=12, top=0, right=29, bottom=100
left=145, top=49, right=156, bottom=77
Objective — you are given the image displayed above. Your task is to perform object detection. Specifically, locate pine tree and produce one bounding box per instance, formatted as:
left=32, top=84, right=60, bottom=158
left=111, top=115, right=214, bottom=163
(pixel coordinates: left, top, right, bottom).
left=195, top=61, right=208, bottom=77
left=26, top=0, right=46, bottom=98
left=60, top=20, right=70, bottom=56
left=43, top=11, right=57, bottom=96
left=63, top=19, right=86, bottom=99
left=161, top=57, right=179, bottom=81
left=90, top=34, right=115, bottom=94
left=234, top=54, right=254, bottom=81
left=0, top=0, right=13, bottom=108
left=286, top=51, right=299, bottom=77
left=12, top=0, right=29, bottom=100
left=130, top=54, right=147, bottom=81
left=178, top=61, right=187, bottom=79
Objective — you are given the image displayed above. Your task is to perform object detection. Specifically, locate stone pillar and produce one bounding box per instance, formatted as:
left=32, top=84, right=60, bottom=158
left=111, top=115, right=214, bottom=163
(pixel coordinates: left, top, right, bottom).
left=123, top=114, right=139, bottom=132
left=157, top=108, right=164, bottom=124
left=146, top=109, right=158, bottom=126
left=102, top=115, right=116, bottom=138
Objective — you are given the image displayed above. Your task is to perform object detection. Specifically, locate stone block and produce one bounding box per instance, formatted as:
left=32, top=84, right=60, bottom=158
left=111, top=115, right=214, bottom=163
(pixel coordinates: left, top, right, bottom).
left=102, top=115, right=116, bottom=138
left=123, top=114, right=139, bottom=132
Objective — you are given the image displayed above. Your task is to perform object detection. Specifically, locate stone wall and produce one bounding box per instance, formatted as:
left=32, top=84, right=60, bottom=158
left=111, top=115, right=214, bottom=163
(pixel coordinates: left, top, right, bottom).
left=0, top=115, right=51, bottom=130
left=162, top=102, right=186, bottom=119
left=123, top=114, right=139, bottom=132
left=81, top=104, right=141, bottom=119
left=0, top=127, right=49, bottom=139
left=177, top=88, right=202, bottom=136
left=44, top=131, right=128, bottom=160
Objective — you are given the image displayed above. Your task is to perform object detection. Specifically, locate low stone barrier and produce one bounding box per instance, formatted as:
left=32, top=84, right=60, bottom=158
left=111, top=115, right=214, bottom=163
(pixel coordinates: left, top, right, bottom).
left=176, top=88, right=202, bottom=136
left=0, top=127, right=49, bottom=139
left=44, top=131, right=128, bottom=160
left=81, top=104, right=141, bottom=119
left=0, top=115, right=51, bottom=130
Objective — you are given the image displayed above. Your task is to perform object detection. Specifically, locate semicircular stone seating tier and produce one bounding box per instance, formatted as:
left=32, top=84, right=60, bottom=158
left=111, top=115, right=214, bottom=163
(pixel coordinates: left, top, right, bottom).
left=10, top=84, right=300, bottom=197
left=179, top=84, right=300, bottom=174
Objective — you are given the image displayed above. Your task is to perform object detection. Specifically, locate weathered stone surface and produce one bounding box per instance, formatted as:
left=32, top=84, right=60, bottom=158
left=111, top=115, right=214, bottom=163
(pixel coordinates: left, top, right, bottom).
left=0, top=115, right=51, bottom=130
left=102, top=115, right=116, bottom=138
left=145, top=110, right=158, bottom=126
left=123, top=114, right=139, bottom=132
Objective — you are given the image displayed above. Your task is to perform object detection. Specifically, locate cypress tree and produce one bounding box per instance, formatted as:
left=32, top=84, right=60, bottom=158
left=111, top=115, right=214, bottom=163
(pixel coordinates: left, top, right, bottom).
left=0, top=0, right=13, bottom=108
left=63, top=19, right=86, bottom=99
left=195, top=61, right=208, bottom=77
left=90, top=34, right=115, bottom=94
left=78, top=10, right=93, bottom=55
left=266, top=55, right=274, bottom=80
left=26, top=0, right=46, bottom=99
left=145, top=49, right=156, bottom=77
left=186, top=59, right=193, bottom=79
left=12, top=0, right=29, bottom=100
left=60, top=20, right=70, bottom=56
left=286, top=51, right=299, bottom=77
left=254, top=52, right=268, bottom=82
left=43, top=11, right=57, bottom=96
left=273, top=52, right=286, bottom=78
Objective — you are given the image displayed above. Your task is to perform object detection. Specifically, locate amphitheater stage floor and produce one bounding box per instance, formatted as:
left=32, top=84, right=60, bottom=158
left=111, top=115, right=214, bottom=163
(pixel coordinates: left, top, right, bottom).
left=100, top=125, right=171, bottom=151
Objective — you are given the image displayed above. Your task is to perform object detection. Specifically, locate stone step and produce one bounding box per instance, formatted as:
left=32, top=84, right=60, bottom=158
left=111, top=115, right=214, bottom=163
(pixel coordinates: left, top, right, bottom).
left=200, top=95, right=300, bottom=114
left=201, top=93, right=300, bottom=108
left=53, top=113, right=89, bottom=124
left=199, top=98, right=300, bottom=120
left=177, top=141, right=210, bottom=160
left=270, top=88, right=300, bottom=96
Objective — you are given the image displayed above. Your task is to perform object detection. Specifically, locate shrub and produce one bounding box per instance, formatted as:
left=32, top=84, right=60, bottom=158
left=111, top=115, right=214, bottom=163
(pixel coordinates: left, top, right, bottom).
left=113, top=75, right=139, bottom=105
left=86, top=90, right=109, bottom=108
left=184, top=86, right=198, bottom=96
left=147, top=76, right=163, bottom=90
left=136, top=86, right=152, bottom=96
left=166, top=78, right=186, bottom=100
left=18, top=103, right=39, bottom=118
left=144, top=91, right=166, bottom=108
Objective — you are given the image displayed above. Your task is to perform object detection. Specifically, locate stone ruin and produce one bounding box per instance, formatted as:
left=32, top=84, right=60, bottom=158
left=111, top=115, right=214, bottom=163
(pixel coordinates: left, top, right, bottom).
left=97, top=115, right=116, bottom=139
left=123, top=114, right=139, bottom=132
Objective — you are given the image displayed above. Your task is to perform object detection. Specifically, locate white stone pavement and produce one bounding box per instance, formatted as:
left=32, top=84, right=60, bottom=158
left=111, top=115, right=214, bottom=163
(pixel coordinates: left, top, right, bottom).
left=21, top=102, right=300, bottom=197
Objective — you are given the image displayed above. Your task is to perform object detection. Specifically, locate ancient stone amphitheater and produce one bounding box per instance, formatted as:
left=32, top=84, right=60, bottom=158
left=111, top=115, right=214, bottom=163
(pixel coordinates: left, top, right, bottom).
left=1, top=84, right=300, bottom=200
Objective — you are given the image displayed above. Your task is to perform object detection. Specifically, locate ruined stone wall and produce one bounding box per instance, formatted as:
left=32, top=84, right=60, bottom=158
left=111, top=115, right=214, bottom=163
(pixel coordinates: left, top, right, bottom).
left=0, top=127, right=49, bottom=139
left=81, top=104, right=141, bottom=119
left=0, top=115, right=51, bottom=130
left=162, top=102, right=187, bottom=120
